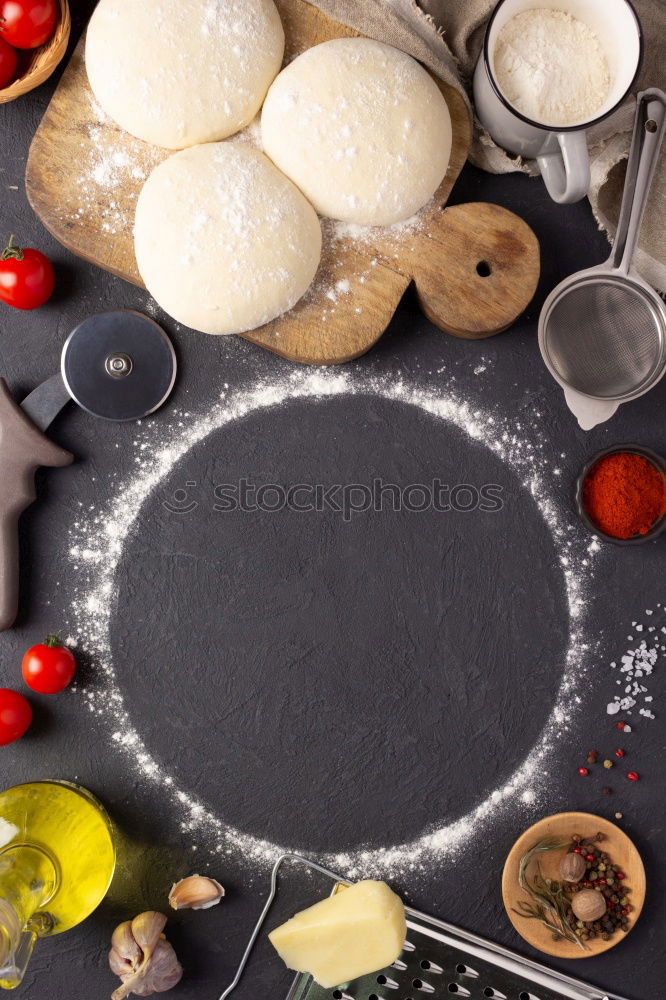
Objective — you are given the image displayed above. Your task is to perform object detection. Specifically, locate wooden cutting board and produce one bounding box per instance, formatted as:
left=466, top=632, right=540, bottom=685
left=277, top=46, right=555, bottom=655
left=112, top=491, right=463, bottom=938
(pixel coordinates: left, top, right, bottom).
left=26, top=0, right=540, bottom=365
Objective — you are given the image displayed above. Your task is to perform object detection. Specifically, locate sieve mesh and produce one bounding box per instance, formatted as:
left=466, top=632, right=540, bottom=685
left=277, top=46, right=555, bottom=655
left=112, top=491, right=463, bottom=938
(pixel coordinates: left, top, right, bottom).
left=542, top=278, right=665, bottom=398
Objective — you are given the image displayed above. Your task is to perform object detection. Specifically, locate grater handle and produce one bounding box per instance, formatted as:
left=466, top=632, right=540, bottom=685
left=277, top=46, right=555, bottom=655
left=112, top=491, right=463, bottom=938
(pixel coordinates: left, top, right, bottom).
left=609, top=88, right=666, bottom=274
left=218, top=854, right=350, bottom=1000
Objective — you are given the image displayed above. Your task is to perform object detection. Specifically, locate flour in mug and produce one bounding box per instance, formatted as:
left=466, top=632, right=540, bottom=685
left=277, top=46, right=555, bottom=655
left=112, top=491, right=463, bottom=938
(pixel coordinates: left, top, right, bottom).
left=494, top=8, right=610, bottom=126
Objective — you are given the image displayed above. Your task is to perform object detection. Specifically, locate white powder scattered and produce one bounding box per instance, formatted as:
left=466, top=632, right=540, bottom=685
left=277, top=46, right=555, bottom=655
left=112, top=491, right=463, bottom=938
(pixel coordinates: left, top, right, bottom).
left=606, top=606, right=663, bottom=719
left=67, top=99, right=163, bottom=237
left=494, top=9, right=610, bottom=126
left=65, top=368, right=600, bottom=879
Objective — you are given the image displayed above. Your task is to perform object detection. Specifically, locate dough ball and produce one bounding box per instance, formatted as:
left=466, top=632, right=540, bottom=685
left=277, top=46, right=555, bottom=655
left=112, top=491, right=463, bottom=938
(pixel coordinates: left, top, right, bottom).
left=261, top=38, right=452, bottom=226
left=86, top=0, right=285, bottom=149
left=134, top=144, right=322, bottom=336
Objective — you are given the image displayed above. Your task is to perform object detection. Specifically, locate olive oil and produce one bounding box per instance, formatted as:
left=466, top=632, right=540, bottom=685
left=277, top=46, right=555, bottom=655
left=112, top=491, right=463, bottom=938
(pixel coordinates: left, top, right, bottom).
left=0, top=781, right=115, bottom=989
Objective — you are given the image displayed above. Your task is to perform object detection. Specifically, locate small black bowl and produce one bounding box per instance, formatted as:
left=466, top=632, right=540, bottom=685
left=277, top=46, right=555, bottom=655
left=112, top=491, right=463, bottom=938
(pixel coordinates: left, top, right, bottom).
left=575, top=444, right=666, bottom=546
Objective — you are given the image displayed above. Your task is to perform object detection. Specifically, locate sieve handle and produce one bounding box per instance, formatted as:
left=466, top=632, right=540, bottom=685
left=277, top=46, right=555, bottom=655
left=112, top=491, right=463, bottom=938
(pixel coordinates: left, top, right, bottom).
left=610, top=88, right=666, bottom=273
left=562, top=387, right=620, bottom=431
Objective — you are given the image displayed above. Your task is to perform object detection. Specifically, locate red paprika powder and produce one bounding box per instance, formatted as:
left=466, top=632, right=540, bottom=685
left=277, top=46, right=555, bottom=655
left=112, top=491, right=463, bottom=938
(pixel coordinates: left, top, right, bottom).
left=582, top=451, right=666, bottom=539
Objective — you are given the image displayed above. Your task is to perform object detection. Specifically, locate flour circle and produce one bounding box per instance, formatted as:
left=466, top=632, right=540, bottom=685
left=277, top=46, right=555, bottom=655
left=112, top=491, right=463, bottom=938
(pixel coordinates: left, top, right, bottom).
left=66, top=371, right=597, bottom=879
left=261, top=38, right=453, bottom=226
left=134, top=144, right=322, bottom=335
left=85, top=0, right=285, bottom=149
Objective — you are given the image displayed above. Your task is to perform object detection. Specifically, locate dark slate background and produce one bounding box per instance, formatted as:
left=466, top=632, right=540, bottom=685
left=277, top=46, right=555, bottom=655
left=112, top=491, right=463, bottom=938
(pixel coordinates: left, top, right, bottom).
left=0, top=4, right=664, bottom=999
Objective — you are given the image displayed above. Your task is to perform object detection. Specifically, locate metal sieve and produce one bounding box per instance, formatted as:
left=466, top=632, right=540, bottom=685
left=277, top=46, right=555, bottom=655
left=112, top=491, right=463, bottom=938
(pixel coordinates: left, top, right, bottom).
left=539, top=88, right=666, bottom=429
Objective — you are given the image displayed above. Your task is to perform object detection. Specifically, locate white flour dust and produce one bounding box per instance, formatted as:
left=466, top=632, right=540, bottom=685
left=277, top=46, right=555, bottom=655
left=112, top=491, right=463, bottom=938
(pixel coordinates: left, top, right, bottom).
left=66, top=369, right=598, bottom=879
left=606, top=605, right=664, bottom=721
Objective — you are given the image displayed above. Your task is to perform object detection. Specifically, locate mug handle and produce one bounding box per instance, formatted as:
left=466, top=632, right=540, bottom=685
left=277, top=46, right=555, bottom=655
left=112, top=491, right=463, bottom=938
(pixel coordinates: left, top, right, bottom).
left=537, top=131, right=590, bottom=204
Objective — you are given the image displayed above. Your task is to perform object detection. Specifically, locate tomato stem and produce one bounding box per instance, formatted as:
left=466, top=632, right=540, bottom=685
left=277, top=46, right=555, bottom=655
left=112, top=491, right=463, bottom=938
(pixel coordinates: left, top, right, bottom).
left=2, top=235, right=24, bottom=263
left=44, top=630, right=63, bottom=648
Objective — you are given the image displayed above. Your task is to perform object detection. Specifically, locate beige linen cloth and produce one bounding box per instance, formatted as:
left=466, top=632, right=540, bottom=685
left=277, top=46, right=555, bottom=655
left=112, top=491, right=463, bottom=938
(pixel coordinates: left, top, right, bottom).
left=308, top=0, right=666, bottom=291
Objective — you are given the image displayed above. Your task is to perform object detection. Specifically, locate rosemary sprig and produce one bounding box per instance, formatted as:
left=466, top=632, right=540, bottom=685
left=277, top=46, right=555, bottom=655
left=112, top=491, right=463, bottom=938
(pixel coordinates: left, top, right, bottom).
left=512, top=837, right=587, bottom=950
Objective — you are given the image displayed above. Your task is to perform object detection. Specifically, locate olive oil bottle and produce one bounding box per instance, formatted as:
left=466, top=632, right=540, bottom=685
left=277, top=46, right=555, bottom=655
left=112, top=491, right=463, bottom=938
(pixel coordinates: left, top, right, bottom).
left=0, top=781, right=115, bottom=989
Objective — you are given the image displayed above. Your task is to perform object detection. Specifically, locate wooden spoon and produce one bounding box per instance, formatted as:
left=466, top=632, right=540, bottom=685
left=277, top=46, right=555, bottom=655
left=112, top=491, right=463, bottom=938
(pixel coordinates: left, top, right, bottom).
left=502, top=811, right=646, bottom=958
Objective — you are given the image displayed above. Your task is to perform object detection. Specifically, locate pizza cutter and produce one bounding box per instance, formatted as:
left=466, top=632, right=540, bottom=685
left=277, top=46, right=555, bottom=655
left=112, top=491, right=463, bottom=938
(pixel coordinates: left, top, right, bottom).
left=0, top=310, right=177, bottom=631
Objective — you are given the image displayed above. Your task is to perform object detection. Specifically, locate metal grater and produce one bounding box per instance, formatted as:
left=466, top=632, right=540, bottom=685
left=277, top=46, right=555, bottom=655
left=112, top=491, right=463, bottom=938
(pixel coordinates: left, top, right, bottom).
left=219, top=855, right=632, bottom=1000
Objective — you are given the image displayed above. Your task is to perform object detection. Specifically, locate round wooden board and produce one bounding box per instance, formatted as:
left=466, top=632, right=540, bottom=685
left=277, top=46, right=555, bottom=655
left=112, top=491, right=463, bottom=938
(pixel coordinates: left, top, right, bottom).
left=502, top=811, right=646, bottom=959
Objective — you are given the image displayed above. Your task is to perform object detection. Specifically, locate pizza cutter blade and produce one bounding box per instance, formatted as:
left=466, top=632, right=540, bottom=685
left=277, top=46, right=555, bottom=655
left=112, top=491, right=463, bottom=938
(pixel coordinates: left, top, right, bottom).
left=0, top=310, right=177, bottom=631
left=22, top=310, right=177, bottom=428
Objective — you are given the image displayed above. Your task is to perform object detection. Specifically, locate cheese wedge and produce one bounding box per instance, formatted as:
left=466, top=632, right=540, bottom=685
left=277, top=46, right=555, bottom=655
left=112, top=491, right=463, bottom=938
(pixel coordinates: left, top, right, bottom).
left=268, top=880, right=406, bottom=989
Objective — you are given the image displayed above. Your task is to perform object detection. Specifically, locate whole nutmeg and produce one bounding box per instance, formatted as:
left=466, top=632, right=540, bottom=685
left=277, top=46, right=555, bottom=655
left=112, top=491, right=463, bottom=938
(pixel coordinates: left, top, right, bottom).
left=109, top=911, right=183, bottom=999
left=559, top=852, right=586, bottom=883
left=571, top=888, right=607, bottom=922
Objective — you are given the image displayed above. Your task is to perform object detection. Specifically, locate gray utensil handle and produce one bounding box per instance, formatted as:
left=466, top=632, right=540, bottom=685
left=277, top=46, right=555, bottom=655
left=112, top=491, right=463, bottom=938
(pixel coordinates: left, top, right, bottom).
left=0, top=379, right=73, bottom=631
left=611, top=88, right=666, bottom=272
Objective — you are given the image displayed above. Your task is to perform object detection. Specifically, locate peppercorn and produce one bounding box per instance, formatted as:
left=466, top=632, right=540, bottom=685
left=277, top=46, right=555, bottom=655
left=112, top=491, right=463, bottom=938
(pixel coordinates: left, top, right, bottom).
left=587, top=749, right=598, bottom=764
left=615, top=748, right=625, bottom=758
left=602, top=786, right=612, bottom=795
left=579, top=766, right=589, bottom=776
left=627, top=771, right=639, bottom=782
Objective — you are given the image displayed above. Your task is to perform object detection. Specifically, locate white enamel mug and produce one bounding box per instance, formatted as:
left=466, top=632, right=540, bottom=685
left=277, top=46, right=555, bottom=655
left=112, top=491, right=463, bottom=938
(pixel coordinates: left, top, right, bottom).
left=473, top=0, right=643, bottom=203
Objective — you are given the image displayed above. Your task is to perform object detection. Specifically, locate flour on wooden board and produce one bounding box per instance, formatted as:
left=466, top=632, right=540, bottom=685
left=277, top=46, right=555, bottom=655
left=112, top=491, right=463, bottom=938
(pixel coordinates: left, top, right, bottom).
left=63, top=367, right=614, bottom=879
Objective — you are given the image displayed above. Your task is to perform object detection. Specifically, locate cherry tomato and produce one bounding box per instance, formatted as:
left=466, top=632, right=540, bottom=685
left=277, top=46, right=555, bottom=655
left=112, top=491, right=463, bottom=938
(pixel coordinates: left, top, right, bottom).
left=0, top=36, right=17, bottom=88
left=0, top=688, right=31, bottom=745
left=0, top=235, right=55, bottom=310
left=0, top=0, right=56, bottom=49
left=22, top=633, right=76, bottom=694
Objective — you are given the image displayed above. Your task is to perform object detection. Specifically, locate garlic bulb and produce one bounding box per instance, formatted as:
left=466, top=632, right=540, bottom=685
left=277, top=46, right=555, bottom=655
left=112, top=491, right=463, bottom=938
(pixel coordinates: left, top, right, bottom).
left=109, top=911, right=183, bottom=999
left=169, top=875, right=225, bottom=911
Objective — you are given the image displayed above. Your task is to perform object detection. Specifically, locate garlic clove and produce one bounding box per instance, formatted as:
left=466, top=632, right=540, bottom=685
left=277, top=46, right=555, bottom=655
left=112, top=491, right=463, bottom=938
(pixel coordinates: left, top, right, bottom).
left=143, top=939, right=184, bottom=992
left=131, top=911, right=168, bottom=955
left=111, top=920, right=143, bottom=970
left=169, top=875, right=225, bottom=911
left=108, top=947, right=133, bottom=978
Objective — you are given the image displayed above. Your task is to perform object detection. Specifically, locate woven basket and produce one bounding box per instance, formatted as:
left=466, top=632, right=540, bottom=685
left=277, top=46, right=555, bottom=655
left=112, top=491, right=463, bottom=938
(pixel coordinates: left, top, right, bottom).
left=0, top=0, right=70, bottom=104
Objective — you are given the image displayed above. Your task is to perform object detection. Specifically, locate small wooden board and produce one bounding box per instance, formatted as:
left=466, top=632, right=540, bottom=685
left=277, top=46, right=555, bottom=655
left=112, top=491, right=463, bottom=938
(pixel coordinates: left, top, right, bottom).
left=502, top=811, right=646, bottom=959
left=26, top=0, right=540, bottom=365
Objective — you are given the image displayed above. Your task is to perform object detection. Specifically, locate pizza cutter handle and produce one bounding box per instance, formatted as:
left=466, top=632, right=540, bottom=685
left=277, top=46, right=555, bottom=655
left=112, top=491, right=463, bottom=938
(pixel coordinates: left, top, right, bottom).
left=0, top=379, right=73, bottom=631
